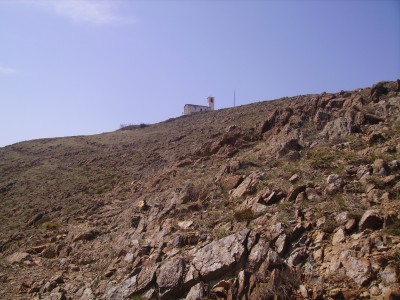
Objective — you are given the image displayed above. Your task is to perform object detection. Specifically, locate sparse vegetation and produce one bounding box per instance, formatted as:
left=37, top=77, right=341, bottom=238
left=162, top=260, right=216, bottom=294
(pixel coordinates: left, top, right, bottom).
left=234, top=208, right=254, bottom=222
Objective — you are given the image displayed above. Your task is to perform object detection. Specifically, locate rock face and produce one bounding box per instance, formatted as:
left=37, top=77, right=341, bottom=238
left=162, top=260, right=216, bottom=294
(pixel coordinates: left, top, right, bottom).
left=1, top=80, right=400, bottom=300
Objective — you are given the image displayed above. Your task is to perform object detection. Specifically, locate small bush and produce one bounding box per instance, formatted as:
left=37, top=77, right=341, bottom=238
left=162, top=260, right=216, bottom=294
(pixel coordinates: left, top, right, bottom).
left=41, top=222, right=60, bottom=230
left=307, top=148, right=335, bottom=169
left=234, top=208, right=254, bottom=222
left=214, top=227, right=228, bottom=239
left=119, top=123, right=149, bottom=131
left=334, top=194, right=347, bottom=211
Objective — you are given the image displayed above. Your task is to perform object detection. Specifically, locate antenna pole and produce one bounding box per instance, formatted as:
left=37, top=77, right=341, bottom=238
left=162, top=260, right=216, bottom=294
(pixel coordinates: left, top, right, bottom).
left=234, top=89, right=236, bottom=107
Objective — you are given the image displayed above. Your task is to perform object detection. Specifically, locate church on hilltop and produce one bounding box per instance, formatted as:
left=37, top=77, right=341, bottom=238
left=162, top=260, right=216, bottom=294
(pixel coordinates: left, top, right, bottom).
left=183, top=96, right=214, bottom=115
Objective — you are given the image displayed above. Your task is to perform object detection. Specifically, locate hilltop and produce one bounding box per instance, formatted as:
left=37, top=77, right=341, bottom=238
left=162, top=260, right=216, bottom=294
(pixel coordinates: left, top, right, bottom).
left=0, top=80, right=399, bottom=300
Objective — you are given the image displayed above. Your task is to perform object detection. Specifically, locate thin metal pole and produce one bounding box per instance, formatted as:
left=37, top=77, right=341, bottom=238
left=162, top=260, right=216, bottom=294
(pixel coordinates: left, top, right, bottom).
left=234, top=89, right=236, bottom=107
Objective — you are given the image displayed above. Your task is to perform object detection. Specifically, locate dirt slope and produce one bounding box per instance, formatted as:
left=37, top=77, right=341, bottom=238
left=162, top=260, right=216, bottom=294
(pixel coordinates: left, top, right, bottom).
left=0, top=80, right=399, bottom=299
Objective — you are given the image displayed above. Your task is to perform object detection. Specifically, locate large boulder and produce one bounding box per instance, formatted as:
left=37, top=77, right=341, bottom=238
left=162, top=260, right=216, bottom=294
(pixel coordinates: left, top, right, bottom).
left=319, top=117, right=356, bottom=140
left=341, top=255, right=373, bottom=286
left=105, top=265, right=158, bottom=300
left=185, top=229, right=250, bottom=284
left=156, top=257, right=186, bottom=299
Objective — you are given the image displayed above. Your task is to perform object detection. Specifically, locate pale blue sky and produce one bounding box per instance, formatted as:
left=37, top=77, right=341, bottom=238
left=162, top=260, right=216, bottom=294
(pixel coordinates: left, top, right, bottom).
left=1, top=0, right=399, bottom=147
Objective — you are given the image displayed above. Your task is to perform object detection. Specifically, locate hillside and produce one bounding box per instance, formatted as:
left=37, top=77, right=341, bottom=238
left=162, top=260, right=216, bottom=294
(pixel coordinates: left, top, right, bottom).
left=0, top=80, right=399, bottom=300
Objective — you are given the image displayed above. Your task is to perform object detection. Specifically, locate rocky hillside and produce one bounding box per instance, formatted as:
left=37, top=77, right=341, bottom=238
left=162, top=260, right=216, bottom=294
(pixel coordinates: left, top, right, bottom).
left=0, top=80, right=399, bottom=300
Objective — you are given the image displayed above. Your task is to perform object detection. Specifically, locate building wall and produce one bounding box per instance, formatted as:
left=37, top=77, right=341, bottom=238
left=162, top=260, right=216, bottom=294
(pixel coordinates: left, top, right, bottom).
left=184, top=105, right=211, bottom=115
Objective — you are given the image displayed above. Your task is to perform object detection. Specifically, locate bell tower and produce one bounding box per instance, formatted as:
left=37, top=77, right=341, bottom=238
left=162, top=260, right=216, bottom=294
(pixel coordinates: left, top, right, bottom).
left=207, top=96, right=215, bottom=110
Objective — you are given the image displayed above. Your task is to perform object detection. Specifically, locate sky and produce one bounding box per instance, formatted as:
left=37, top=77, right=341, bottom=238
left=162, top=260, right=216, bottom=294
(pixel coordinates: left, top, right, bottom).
left=0, top=0, right=399, bottom=147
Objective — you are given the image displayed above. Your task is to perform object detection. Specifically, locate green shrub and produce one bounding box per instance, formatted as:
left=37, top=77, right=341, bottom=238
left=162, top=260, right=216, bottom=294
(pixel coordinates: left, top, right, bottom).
left=41, top=222, right=60, bottom=230
left=234, top=208, right=254, bottom=222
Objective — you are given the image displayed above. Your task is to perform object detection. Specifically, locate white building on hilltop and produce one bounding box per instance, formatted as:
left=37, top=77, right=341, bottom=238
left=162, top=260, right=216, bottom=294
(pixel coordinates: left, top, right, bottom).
left=183, top=96, right=214, bottom=115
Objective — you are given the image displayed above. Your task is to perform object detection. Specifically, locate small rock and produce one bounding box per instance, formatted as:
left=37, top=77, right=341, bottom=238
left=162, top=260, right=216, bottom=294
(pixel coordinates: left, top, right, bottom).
left=341, top=289, right=361, bottom=299
left=73, top=229, right=100, bottom=242
left=381, top=286, right=400, bottom=300
left=80, top=288, right=95, bottom=300
left=299, top=284, right=308, bottom=298
left=286, top=185, right=306, bottom=201
left=342, top=257, right=372, bottom=286
left=289, top=174, right=299, bottom=183
left=177, top=220, right=193, bottom=230
left=313, top=247, right=324, bottom=263
left=156, top=257, right=185, bottom=299
left=220, top=175, right=243, bottom=190
left=373, top=158, right=388, bottom=177
left=306, top=188, right=320, bottom=201
left=130, top=215, right=141, bottom=229
left=6, top=252, right=31, bottom=264
left=381, top=264, right=399, bottom=285
left=388, top=160, right=399, bottom=172
left=41, top=245, right=57, bottom=259
left=185, top=282, right=206, bottom=300
left=336, top=211, right=350, bottom=226
left=275, top=233, right=289, bottom=257
left=332, top=228, right=346, bottom=245
left=359, top=210, right=383, bottom=231
left=27, top=212, right=44, bottom=226
left=369, top=285, right=381, bottom=297
left=345, top=219, right=356, bottom=233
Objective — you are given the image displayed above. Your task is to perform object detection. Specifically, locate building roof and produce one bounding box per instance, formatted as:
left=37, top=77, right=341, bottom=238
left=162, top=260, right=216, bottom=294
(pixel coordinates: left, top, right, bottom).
left=184, top=104, right=210, bottom=108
